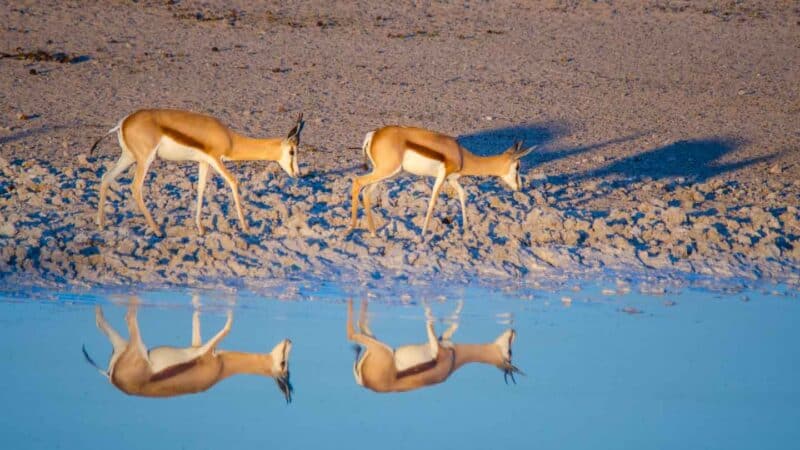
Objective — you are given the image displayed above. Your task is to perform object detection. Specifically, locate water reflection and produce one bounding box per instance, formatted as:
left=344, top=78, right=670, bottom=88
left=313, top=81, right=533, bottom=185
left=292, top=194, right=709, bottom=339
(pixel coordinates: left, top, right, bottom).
left=82, top=297, right=293, bottom=402
left=347, top=299, right=523, bottom=392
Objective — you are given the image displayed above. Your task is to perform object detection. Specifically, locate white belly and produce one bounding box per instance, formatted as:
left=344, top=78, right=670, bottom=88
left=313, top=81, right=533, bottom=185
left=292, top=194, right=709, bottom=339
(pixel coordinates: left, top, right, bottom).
left=147, top=346, right=208, bottom=373
left=402, top=150, right=444, bottom=177
left=157, top=136, right=214, bottom=163
left=394, top=343, right=436, bottom=372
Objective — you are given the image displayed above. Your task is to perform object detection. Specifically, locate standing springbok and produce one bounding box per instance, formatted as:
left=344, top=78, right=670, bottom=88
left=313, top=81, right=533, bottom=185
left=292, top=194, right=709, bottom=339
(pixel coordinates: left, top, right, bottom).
left=82, top=299, right=293, bottom=402
left=348, top=126, right=536, bottom=237
left=346, top=299, right=522, bottom=393
left=91, top=110, right=305, bottom=236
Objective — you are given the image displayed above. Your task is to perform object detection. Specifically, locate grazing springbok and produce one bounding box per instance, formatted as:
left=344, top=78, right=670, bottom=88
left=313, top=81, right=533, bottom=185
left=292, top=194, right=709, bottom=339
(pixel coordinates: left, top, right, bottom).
left=346, top=299, right=522, bottom=393
left=91, top=110, right=305, bottom=236
left=348, top=126, right=536, bottom=237
left=82, top=299, right=293, bottom=402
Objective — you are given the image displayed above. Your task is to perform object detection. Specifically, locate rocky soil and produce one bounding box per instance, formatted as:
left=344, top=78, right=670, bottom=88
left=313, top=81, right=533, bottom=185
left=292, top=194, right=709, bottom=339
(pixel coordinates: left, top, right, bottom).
left=1, top=0, right=798, bottom=292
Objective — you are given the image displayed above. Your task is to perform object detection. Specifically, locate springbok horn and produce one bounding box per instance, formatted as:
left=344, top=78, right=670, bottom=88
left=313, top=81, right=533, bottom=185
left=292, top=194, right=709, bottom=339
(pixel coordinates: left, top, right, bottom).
left=514, top=144, right=538, bottom=160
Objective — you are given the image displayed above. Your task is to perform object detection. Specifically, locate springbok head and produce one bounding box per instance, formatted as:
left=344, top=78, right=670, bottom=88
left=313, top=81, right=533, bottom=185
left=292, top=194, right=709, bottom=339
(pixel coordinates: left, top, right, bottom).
left=500, top=140, right=537, bottom=191
left=279, top=112, right=304, bottom=178
left=269, top=339, right=294, bottom=403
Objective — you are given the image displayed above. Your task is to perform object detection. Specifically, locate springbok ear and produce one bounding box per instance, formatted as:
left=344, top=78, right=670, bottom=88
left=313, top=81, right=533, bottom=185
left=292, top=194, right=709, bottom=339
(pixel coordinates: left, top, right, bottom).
left=504, top=140, right=522, bottom=154
left=514, top=145, right=538, bottom=160
left=287, top=112, right=304, bottom=139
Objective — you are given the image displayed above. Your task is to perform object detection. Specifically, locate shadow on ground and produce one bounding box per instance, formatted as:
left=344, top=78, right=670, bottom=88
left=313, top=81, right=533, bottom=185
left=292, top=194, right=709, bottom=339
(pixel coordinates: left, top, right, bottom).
left=572, top=137, right=773, bottom=184
left=457, top=122, right=565, bottom=156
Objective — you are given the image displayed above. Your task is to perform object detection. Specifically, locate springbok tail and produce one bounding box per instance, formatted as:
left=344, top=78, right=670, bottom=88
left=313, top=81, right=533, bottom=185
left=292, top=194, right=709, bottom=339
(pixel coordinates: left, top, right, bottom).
left=361, top=131, right=375, bottom=169
left=89, top=121, right=122, bottom=156
left=82, top=344, right=109, bottom=379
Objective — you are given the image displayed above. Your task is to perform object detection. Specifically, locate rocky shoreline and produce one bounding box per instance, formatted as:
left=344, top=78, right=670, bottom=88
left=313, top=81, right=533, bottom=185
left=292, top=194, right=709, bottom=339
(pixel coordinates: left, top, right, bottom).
left=1, top=152, right=797, bottom=292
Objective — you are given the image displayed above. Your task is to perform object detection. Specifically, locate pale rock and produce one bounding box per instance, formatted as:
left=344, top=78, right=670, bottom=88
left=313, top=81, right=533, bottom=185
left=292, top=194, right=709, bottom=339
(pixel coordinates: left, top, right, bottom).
left=663, top=207, right=687, bottom=227
left=0, top=222, right=17, bottom=237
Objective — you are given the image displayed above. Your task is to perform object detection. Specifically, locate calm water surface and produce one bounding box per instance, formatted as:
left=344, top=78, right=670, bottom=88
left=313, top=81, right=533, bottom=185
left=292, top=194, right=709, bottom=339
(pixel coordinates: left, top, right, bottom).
left=1, top=284, right=798, bottom=450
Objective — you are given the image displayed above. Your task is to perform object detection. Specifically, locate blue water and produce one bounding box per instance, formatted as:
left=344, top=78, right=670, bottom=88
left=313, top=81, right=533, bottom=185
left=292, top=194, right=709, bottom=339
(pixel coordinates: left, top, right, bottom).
left=1, top=285, right=798, bottom=450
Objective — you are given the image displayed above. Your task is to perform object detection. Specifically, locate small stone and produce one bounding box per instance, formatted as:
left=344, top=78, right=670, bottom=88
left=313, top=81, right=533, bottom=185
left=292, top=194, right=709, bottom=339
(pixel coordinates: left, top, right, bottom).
left=663, top=207, right=687, bottom=227
left=768, top=164, right=783, bottom=174
left=0, top=222, right=17, bottom=237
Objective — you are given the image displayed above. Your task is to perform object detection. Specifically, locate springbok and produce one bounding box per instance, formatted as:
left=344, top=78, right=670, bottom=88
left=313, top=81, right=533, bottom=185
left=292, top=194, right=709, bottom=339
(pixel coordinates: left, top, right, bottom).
left=348, top=126, right=536, bottom=237
left=346, top=299, right=522, bottom=393
left=91, top=110, right=305, bottom=236
left=82, top=299, right=293, bottom=402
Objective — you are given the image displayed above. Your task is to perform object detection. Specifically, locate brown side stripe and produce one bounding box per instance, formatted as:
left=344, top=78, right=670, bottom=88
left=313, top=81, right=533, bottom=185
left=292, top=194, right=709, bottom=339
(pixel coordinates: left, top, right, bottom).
left=406, top=141, right=446, bottom=162
left=161, top=127, right=206, bottom=150
left=405, top=140, right=462, bottom=174
left=396, top=359, right=438, bottom=379
left=149, top=359, right=198, bottom=382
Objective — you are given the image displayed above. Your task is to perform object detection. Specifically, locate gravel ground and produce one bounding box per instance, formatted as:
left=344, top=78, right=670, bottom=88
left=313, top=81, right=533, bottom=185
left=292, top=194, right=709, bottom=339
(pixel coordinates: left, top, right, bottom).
left=1, top=0, right=798, bottom=291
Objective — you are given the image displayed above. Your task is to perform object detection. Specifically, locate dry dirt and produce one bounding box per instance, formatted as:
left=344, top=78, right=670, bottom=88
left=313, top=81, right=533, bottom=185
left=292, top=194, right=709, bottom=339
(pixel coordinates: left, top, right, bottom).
left=1, top=0, right=799, bottom=292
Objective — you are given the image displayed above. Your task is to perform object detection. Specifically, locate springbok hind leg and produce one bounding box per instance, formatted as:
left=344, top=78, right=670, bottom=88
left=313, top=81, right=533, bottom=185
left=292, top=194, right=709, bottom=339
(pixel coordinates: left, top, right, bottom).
left=362, top=183, right=381, bottom=236
left=131, top=153, right=161, bottom=236
left=95, top=306, right=127, bottom=352
left=349, top=169, right=397, bottom=233
left=124, top=299, right=149, bottom=362
left=357, top=298, right=375, bottom=338
left=97, top=151, right=135, bottom=229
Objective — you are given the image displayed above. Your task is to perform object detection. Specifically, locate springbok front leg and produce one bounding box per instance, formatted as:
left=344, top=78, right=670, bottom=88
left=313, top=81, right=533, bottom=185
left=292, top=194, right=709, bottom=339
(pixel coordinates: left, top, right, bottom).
left=441, top=300, right=464, bottom=342
left=447, top=176, right=469, bottom=233
left=195, top=310, right=233, bottom=354
left=195, top=161, right=209, bottom=235
left=208, top=158, right=249, bottom=233
left=191, top=294, right=202, bottom=347
left=421, top=167, right=447, bottom=237
left=425, top=317, right=439, bottom=360
left=97, top=151, right=135, bottom=229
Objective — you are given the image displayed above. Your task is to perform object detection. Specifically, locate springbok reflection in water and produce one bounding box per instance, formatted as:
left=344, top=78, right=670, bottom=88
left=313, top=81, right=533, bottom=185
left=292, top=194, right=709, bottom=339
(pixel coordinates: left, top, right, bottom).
left=82, top=298, right=293, bottom=402
left=347, top=299, right=522, bottom=393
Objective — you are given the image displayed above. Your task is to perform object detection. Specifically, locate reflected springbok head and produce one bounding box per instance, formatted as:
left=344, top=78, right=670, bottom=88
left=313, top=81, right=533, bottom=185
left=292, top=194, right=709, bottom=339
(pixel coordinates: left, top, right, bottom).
left=269, top=338, right=293, bottom=403
left=82, top=298, right=294, bottom=403
left=346, top=299, right=523, bottom=393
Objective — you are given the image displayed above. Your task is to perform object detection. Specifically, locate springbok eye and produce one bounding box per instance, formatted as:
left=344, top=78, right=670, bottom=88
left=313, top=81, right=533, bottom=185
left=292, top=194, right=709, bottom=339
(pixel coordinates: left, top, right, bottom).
left=289, top=149, right=295, bottom=156
left=280, top=361, right=286, bottom=368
